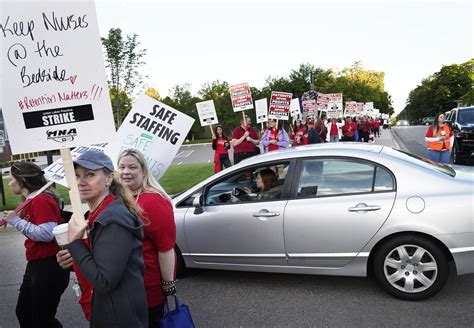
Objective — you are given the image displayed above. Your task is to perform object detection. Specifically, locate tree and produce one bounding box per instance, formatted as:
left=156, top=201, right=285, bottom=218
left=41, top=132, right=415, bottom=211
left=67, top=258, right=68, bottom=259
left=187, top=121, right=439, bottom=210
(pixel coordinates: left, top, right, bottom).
left=400, top=59, right=473, bottom=122
left=144, top=87, right=161, bottom=100
left=102, top=28, right=147, bottom=127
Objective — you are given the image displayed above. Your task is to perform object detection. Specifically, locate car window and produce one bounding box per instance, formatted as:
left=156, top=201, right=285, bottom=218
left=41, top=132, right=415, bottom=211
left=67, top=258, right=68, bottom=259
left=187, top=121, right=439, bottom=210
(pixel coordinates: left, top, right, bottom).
left=458, top=108, right=474, bottom=124
left=297, top=159, right=376, bottom=198
left=204, top=162, right=290, bottom=205
left=374, top=166, right=395, bottom=191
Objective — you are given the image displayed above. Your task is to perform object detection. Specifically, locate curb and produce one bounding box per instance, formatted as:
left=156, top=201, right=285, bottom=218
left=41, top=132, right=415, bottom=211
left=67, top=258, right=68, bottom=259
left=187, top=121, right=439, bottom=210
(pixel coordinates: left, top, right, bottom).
left=389, top=128, right=409, bottom=152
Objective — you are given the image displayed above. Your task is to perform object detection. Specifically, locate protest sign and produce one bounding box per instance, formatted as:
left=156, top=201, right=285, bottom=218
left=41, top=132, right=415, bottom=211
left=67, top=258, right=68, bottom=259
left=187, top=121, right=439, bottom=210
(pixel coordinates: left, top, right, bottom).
left=344, top=101, right=358, bottom=116
left=268, top=91, right=292, bottom=121
left=44, top=143, right=108, bottom=187
left=326, top=93, right=343, bottom=118
left=229, top=83, right=253, bottom=112
left=302, top=99, right=316, bottom=118
left=105, top=95, right=195, bottom=180
left=196, top=100, right=218, bottom=126
left=356, top=102, right=365, bottom=115
left=0, top=130, right=4, bottom=147
left=316, top=93, right=330, bottom=111
left=290, top=98, right=302, bottom=116
left=255, top=98, right=268, bottom=124
left=365, top=102, right=374, bottom=110
left=1, top=0, right=116, bottom=154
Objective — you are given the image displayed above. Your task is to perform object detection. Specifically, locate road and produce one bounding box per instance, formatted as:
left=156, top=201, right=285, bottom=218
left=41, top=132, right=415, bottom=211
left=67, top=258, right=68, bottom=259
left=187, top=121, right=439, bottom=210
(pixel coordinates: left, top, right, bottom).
left=1, top=128, right=473, bottom=327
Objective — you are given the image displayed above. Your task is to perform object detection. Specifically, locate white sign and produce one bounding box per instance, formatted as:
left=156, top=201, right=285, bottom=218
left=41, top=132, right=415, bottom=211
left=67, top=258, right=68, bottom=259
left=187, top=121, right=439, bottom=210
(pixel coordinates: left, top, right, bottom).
left=196, top=100, right=218, bottom=126
left=44, top=143, right=108, bottom=187
left=1, top=0, right=116, bottom=154
left=326, top=93, right=343, bottom=118
left=365, top=102, right=374, bottom=110
left=229, top=83, right=253, bottom=112
left=105, top=95, right=195, bottom=180
left=290, top=98, right=301, bottom=116
left=255, top=98, right=268, bottom=124
left=344, top=101, right=358, bottom=116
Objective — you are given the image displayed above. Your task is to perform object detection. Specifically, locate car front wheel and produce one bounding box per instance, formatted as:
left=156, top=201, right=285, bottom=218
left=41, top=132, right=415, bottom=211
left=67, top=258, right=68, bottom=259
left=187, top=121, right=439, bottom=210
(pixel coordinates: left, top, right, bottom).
left=373, top=235, right=449, bottom=301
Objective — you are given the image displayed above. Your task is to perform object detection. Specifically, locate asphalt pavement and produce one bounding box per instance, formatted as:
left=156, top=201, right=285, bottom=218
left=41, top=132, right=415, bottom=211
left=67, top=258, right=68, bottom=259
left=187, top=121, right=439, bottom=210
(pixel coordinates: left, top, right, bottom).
left=1, top=128, right=473, bottom=327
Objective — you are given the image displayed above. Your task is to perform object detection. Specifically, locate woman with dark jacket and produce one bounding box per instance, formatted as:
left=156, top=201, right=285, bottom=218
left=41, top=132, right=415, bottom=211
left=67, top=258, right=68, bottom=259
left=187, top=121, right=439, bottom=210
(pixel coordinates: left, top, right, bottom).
left=3, top=162, right=69, bottom=328
left=212, top=126, right=232, bottom=173
left=60, top=151, right=148, bottom=327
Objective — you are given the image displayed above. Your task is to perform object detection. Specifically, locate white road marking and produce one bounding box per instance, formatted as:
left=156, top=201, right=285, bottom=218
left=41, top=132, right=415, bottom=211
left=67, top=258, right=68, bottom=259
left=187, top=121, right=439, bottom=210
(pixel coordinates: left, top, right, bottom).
left=175, top=150, right=194, bottom=158
left=177, top=162, right=183, bottom=166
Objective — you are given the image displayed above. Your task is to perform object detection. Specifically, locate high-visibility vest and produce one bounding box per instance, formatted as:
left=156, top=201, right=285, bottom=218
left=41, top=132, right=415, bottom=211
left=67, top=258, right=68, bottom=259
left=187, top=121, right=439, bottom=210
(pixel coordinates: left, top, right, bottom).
left=427, top=124, right=451, bottom=151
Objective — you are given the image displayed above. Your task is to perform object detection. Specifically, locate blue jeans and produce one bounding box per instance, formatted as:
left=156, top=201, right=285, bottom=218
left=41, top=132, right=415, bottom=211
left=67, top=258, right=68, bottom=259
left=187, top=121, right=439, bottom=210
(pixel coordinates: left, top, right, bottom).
left=330, top=135, right=339, bottom=142
left=427, top=149, right=450, bottom=164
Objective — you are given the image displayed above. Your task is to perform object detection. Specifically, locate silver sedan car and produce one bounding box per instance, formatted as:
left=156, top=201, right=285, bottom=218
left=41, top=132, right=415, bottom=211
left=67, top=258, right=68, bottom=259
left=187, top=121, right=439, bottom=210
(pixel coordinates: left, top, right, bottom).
left=172, top=143, right=474, bottom=300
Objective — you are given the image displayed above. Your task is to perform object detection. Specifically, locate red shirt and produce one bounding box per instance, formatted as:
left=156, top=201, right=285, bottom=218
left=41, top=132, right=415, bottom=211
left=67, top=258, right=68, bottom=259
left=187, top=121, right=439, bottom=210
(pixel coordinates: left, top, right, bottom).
left=232, top=126, right=258, bottom=153
left=342, top=122, right=357, bottom=137
left=215, top=137, right=229, bottom=155
left=291, top=127, right=306, bottom=146
left=21, top=193, right=62, bottom=261
left=268, top=129, right=279, bottom=152
left=73, top=194, right=116, bottom=321
left=136, top=192, right=176, bottom=307
left=375, top=120, right=380, bottom=128
left=330, top=123, right=339, bottom=136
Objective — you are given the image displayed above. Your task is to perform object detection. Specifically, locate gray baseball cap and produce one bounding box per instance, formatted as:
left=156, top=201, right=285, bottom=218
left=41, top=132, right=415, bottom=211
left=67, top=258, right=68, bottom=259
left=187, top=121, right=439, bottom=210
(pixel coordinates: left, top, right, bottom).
left=73, top=150, right=114, bottom=172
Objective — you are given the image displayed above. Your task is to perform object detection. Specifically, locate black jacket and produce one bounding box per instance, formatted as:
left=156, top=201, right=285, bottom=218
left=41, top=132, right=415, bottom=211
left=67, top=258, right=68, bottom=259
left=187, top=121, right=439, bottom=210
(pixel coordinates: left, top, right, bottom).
left=69, top=200, right=147, bottom=327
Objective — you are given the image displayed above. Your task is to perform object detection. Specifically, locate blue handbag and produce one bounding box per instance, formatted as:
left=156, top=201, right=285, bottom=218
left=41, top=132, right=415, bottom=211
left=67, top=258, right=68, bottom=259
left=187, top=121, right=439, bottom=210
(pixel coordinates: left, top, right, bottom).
left=160, top=296, right=196, bottom=328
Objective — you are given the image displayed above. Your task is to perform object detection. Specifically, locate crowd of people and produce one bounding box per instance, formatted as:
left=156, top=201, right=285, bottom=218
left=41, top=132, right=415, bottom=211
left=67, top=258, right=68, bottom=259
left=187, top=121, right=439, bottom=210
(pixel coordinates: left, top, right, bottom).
left=212, top=114, right=385, bottom=172
left=2, top=149, right=177, bottom=327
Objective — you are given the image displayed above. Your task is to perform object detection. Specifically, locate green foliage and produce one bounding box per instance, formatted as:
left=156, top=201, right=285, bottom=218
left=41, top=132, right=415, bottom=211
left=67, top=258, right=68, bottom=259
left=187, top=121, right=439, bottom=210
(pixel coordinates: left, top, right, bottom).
left=399, top=59, right=473, bottom=121
left=162, top=62, right=393, bottom=139
left=101, top=28, right=147, bottom=126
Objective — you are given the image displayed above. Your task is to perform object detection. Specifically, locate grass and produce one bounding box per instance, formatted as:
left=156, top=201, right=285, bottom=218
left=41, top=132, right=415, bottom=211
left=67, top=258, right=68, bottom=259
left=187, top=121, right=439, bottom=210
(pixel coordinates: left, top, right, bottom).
left=0, top=163, right=214, bottom=210
left=159, top=163, right=214, bottom=195
left=182, top=139, right=211, bottom=145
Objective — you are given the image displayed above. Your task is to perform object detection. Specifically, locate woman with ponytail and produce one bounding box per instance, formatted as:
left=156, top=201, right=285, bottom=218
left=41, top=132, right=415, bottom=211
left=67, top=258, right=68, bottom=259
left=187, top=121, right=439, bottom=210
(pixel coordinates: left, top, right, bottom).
left=2, top=162, right=69, bottom=327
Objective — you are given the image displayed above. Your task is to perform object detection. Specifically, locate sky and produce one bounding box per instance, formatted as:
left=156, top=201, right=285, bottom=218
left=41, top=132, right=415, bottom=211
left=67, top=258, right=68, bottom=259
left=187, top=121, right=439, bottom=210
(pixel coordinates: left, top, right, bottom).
left=1, top=0, right=472, bottom=115
left=93, top=0, right=473, bottom=114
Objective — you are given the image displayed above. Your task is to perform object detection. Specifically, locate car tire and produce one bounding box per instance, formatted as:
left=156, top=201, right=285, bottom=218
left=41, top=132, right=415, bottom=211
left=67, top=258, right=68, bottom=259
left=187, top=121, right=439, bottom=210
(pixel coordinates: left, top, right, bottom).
left=373, top=235, right=449, bottom=301
left=175, top=246, right=186, bottom=278
left=452, top=143, right=464, bottom=165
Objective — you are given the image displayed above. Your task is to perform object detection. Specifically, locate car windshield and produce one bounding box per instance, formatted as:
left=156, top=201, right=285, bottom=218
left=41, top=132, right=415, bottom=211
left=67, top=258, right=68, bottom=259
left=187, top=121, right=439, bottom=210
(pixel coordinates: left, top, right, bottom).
left=382, top=147, right=456, bottom=177
left=458, top=108, right=474, bottom=124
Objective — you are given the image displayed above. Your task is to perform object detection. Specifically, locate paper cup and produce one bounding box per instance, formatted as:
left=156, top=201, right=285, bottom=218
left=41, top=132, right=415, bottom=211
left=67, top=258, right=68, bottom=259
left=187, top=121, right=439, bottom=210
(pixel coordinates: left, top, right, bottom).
left=53, top=223, right=69, bottom=248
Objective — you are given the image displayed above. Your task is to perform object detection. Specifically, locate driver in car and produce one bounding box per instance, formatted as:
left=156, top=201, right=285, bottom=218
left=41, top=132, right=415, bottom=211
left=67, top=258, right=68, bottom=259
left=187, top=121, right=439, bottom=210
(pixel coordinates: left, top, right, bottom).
left=230, top=169, right=279, bottom=202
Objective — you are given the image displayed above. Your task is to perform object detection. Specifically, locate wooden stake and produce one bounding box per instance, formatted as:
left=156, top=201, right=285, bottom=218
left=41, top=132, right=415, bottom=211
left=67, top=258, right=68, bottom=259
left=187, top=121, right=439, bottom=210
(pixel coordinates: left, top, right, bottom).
left=209, top=125, right=215, bottom=138
left=242, top=111, right=247, bottom=129
left=60, top=148, right=86, bottom=227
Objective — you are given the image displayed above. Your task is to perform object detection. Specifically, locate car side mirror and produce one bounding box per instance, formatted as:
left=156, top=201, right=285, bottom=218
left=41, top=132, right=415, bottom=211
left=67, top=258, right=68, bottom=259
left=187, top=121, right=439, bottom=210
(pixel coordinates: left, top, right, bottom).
left=193, top=195, right=204, bottom=215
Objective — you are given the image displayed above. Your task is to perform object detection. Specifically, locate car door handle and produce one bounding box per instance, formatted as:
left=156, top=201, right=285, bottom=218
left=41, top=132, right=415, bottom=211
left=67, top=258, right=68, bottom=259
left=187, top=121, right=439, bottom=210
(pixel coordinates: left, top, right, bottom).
left=348, top=204, right=381, bottom=212
left=253, top=210, right=280, bottom=218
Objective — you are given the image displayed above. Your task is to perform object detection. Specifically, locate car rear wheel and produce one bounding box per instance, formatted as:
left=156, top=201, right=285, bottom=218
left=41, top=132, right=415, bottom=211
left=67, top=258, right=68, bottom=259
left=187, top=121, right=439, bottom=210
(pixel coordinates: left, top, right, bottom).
left=452, top=143, right=464, bottom=165
left=373, top=235, right=449, bottom=300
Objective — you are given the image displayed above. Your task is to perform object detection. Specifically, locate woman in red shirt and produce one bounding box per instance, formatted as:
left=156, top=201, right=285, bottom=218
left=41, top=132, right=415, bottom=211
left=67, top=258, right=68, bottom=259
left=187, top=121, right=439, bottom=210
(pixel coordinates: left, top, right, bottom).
left=212, top=126, right=232, bottom=173
left=290, top=120, right=306, bottom=146
left=424, top=112, right=453, bottom=163
left=3, top=162, right=69, bottom=327
left=117, top=149, right=177, bottom=328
